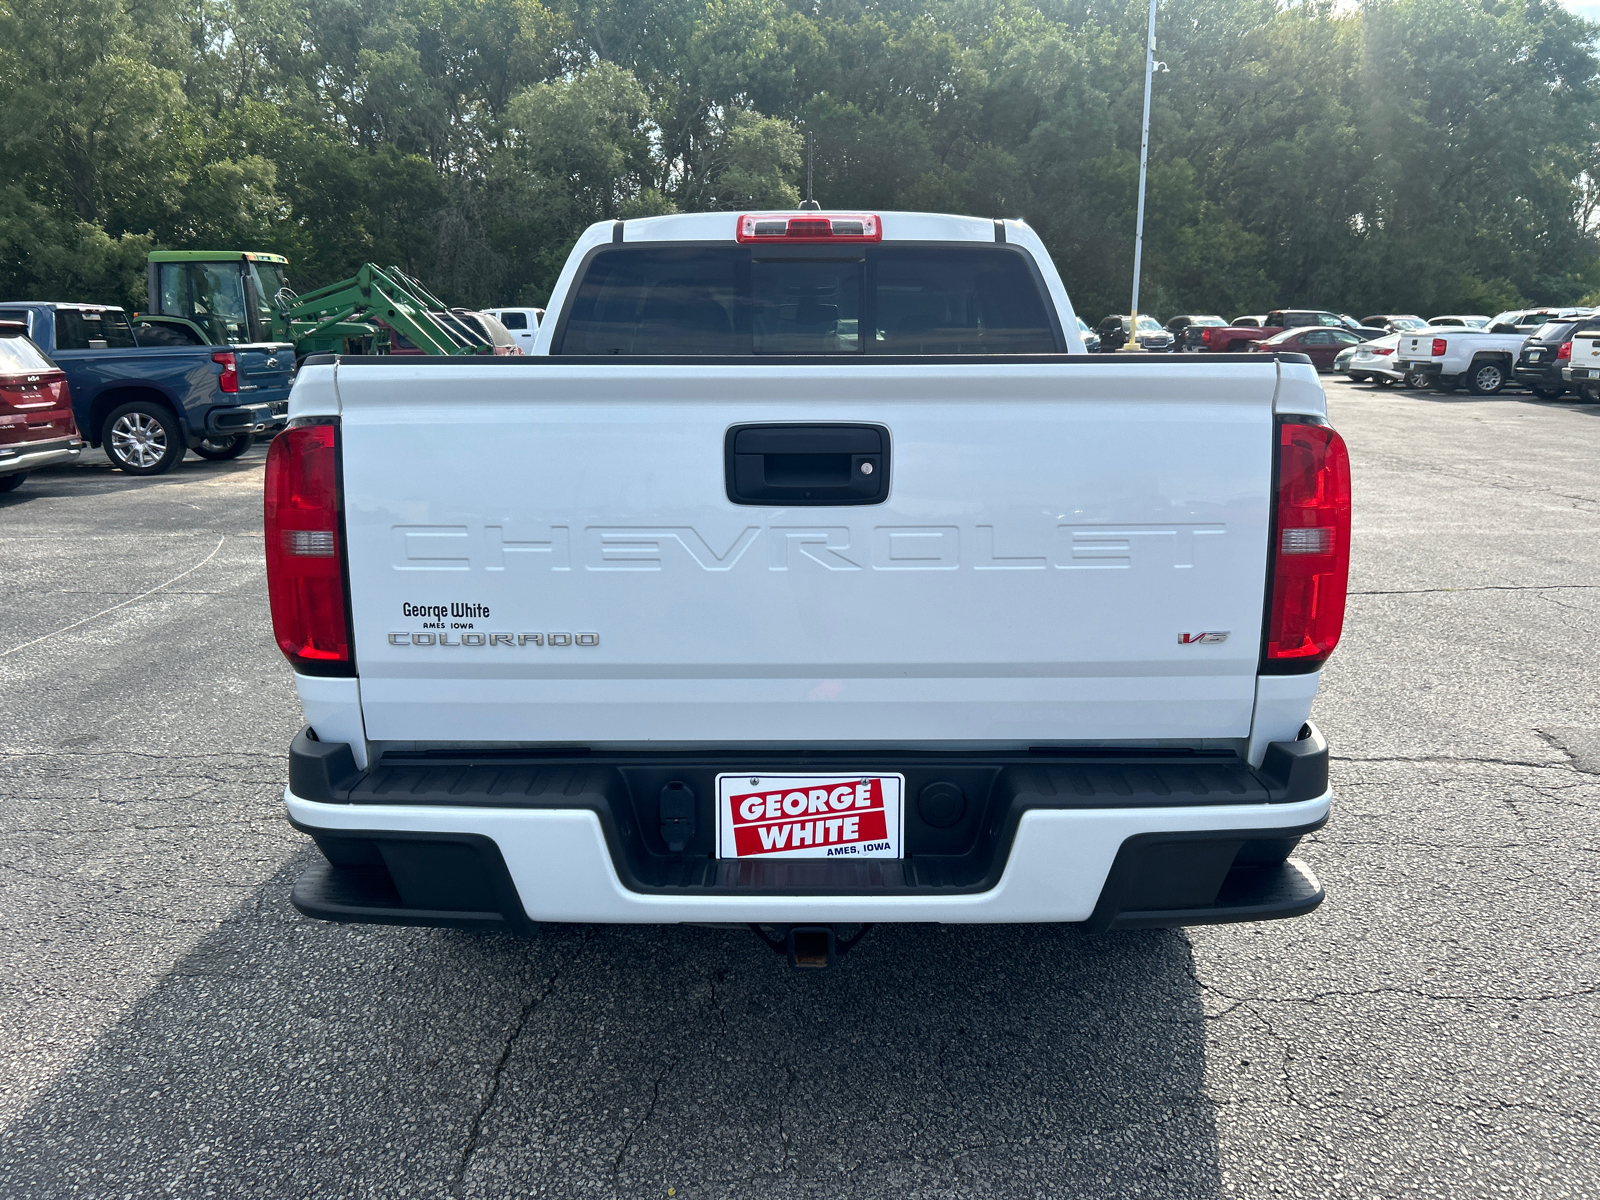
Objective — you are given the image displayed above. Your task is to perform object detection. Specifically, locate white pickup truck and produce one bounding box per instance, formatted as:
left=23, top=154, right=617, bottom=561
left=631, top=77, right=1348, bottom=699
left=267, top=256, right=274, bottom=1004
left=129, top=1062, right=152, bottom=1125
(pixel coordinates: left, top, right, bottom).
left=1395, top=328, right=1526, bottom=394
left=267, top=210, right=1348, bottom=966
left=1563, top=328, right=1600, bottom=400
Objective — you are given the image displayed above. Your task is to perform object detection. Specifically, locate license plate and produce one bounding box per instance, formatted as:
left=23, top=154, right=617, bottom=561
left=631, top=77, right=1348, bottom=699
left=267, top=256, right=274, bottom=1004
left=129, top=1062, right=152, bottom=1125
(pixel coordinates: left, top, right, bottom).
left=1573, top=369, right=1590, bottom=379
left=716, top=773, right=904, bottom=859
left=1396, top=360, right=1413, bottom=370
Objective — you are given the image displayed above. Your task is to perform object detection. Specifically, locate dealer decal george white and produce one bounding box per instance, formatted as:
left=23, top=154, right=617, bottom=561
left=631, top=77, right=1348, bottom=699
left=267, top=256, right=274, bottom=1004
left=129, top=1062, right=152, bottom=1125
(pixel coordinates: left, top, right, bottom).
left=716, top=774, right=904, bottom=860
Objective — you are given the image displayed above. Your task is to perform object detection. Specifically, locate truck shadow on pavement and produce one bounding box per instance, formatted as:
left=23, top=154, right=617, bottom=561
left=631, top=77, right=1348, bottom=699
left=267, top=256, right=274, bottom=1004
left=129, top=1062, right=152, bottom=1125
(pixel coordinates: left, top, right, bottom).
left=19, top=447, right=270, bottom=492
left=1519, top=396, right=1600, bottom=416
left=3, top=853, right=1221, bottom=1200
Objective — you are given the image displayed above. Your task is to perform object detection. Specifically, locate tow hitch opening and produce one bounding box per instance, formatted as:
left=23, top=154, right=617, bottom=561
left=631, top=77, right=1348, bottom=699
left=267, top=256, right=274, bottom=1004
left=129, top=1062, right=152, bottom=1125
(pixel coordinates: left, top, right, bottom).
left=750, top=923, right=874, bottom=968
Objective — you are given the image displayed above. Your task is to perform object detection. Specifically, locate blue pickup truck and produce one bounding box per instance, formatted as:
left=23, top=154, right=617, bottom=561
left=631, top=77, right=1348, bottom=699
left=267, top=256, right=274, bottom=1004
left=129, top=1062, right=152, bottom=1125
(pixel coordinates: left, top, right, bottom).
left=0, top=302, right=293, bottom=474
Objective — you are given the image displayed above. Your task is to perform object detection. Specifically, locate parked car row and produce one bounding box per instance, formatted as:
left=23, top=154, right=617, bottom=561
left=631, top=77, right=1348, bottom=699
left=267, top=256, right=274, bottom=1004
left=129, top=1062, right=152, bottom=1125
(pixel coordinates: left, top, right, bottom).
left=0, top=302, right=291, bottom=491
left=1085, top=307, right=1591, bottom=400
left=1085, top=309, right=1466, bottom=355
left=1343, top=307, right=1600, bottom=397
left=1095, top=314, right=1175, bottom=350
left=1, top=282, right=1582, bottom=501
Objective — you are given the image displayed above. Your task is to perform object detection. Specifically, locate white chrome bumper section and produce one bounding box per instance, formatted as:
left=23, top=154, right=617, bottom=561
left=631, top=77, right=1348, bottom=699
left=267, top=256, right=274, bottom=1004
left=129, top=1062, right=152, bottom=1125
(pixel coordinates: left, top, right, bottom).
left=285, top=788, right=1330, bottom=925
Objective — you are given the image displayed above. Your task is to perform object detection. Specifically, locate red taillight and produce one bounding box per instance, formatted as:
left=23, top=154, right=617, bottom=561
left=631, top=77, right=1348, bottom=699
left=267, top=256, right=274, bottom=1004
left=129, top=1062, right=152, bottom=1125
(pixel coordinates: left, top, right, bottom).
left=1557, top=341, right=1572, bottom=360
left=1374, top=347, right=1394, bottom=355
left=1431, top=337, right=1447, bottom=357
left=736, top=212, right=882, bottom=243
left=1202, top=328, right=1212, bottom=343
left=1264, top=421, right=1351, bottom=671
left=212, top=352, right=238, bottom=393
left=264, top=423, right=351, bottom=672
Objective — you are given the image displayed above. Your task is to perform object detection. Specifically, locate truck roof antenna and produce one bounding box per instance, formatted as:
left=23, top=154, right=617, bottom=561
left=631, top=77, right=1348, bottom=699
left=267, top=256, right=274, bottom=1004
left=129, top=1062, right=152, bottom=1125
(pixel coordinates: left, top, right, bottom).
left=799, top=131, right=821, bottom=211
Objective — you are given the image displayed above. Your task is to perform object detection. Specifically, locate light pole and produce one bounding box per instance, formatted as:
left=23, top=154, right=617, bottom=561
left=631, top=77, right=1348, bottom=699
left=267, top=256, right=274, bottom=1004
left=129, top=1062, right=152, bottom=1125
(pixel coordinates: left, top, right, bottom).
left=1124, top=0, right=1164, bottom=350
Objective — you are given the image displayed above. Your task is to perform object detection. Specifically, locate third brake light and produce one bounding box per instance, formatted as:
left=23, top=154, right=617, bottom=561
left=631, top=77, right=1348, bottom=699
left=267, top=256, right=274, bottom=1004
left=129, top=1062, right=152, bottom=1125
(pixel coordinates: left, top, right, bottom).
left=736, top=213, right=882, bottom=243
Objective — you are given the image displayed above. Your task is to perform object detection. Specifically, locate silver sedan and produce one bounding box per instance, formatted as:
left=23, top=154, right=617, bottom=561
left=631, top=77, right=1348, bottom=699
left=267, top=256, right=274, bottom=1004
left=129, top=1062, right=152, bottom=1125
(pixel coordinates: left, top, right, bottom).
left=1339, top=333, right=1405, bottom=386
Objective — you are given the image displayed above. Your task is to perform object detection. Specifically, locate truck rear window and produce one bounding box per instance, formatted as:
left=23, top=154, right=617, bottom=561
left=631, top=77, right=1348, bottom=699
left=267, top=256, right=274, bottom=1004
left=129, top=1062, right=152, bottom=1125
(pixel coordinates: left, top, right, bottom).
left=54, top=308, right=138, bottom=351
left=554, top=245, right=1060, bottom=355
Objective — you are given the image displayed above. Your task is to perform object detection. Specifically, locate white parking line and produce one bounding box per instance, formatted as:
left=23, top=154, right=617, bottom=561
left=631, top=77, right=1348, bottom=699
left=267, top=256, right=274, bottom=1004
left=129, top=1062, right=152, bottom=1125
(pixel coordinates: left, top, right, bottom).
left=0, top=535, right=225, bottom=658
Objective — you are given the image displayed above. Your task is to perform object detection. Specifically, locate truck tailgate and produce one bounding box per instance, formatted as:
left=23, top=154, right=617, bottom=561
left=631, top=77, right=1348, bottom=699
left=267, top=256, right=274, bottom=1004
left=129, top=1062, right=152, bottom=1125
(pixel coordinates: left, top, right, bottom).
left=1398, top=334, right=1433, bottom=362
left=234, top=343, right=295, bottom=394
left=1568, top=335, right=1600, bottom=377
left=335, top=359, right=1278, bottom=745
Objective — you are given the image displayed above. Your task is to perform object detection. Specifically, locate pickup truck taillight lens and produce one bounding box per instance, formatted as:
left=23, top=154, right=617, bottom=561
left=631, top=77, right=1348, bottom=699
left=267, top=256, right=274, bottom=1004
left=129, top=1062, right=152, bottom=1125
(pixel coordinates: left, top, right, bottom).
left=212, top=352, right=239, bottom=393
left=1264, top=421, right=1351, bottom=672
left=1201, top=328, right=1212, bottom=343
left=1557, top=341, right=1572, bottom=360
left=264, top=422, right=352, bottom=674
left=1431, top=337, right=1447, bottom=357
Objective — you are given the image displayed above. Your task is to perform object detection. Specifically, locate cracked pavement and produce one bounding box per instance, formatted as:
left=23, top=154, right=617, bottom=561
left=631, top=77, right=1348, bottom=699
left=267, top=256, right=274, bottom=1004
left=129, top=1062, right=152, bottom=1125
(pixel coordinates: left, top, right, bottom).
left=1, top=380, right=1598, bottom=1197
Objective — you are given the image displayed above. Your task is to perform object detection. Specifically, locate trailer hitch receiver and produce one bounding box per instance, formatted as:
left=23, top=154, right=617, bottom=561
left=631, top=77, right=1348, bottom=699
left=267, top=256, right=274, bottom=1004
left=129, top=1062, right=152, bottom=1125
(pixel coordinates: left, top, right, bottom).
left=749, top=924, right=874, bottom=968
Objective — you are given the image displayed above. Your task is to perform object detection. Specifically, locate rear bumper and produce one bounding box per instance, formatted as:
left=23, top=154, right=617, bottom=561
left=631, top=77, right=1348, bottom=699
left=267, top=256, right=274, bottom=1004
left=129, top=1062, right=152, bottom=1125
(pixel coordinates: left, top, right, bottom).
left=1347, top=362, right=1402, bottom=379
left=284, top=725, right=1332, bottom=928
left=0, top=436, right=83, bottom=476
left=1393, top=359, right=1439, bottom=377
left=287, top=802, right=1327, bottom=929
left=203, top=400, right=288, bottom=437
left=1513, top=365, right=1563, bottom=390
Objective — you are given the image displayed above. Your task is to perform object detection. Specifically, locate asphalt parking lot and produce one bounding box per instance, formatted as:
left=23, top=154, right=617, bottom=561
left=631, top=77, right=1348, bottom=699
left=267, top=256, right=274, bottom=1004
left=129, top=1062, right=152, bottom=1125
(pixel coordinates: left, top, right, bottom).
left=2, top=378, right=1597, bottom=1199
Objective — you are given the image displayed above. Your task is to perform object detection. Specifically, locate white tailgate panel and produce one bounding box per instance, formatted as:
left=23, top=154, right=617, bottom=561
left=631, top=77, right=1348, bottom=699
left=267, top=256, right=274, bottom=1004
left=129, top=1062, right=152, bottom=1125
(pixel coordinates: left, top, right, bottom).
left=338, top=361, right=1275, bottom=743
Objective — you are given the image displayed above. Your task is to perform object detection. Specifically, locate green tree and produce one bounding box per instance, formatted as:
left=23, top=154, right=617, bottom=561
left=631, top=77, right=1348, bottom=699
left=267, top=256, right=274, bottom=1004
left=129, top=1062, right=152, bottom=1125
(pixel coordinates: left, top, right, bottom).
left=3, top=0, right=1599, bottom=315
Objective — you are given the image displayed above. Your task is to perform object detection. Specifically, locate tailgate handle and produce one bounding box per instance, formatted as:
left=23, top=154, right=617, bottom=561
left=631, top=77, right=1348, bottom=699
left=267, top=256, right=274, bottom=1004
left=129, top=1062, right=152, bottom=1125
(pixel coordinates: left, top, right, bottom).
left=725, top=424, right=889, bottom=506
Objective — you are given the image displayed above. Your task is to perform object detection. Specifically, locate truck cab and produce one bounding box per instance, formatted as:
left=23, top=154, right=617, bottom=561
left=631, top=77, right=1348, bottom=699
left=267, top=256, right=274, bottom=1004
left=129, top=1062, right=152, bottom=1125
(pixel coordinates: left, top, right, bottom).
left=484, top=308, right=543, bottom=353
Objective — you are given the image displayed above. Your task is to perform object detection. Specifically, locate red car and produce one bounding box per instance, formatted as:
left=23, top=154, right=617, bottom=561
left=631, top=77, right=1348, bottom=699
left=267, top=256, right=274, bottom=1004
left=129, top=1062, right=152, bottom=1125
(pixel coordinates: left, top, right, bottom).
left=0, top=321, right=84, bottom=493
left=1190, top=309, right=1381, bottom=352
left=1249, top=325, right=1366, bottom=370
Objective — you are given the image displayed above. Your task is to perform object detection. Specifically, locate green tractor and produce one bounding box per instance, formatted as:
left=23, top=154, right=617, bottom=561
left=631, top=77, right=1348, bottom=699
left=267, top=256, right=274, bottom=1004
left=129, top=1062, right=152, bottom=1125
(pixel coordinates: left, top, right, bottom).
left=140, top=251, right=494, bottom=358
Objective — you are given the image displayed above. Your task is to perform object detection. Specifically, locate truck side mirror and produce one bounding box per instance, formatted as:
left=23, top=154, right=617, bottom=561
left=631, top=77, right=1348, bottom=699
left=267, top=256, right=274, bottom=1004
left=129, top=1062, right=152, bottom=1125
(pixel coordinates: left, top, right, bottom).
left=1490, top=323, right=1517, bottom=334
